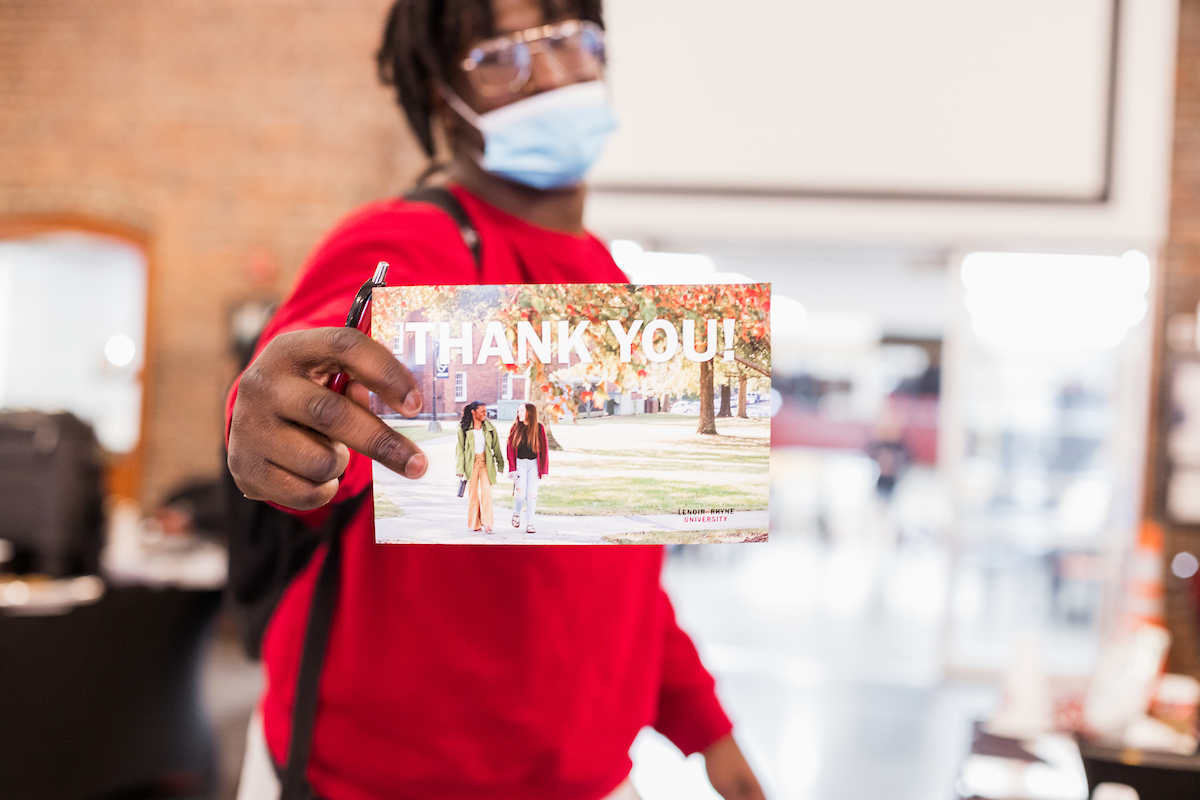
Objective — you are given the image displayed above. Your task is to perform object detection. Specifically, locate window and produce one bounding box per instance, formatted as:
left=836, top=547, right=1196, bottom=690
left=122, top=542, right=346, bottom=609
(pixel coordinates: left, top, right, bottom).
left=391, top=334, right=402, bottom=354
left=502, top=374, right=513, bottom=400
left=455, top=372, right=466, bottom=402
left=0, top=232, right=146, bottom=454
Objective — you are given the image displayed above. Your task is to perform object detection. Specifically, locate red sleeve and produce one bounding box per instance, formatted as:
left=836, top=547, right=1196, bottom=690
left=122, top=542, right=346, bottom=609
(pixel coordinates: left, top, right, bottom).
left=224, top=199, right=478, bottom=515
left=653, top=588, right=733, bottom=755
left=538, top=425, right=549, bottom=477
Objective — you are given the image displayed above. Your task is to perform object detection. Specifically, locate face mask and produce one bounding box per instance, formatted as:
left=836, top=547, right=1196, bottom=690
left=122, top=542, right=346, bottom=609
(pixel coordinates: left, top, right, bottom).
left=442, top=81, right=617, bottom=190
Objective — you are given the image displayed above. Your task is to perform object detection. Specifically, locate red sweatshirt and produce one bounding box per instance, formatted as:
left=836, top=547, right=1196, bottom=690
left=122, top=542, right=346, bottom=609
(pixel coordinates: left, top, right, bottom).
left=226, top=186, right=732, bottom=800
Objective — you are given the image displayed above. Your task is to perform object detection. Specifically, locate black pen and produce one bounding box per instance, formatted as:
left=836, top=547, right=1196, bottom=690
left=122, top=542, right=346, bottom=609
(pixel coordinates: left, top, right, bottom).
left=328, top=260, right=389, bottom=395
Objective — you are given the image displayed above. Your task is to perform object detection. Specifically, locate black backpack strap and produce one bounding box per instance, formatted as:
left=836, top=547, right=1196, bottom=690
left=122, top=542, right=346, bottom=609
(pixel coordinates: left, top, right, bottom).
left=278, top=187, right=479, bottom=798
left=404, top=186, right=482, bottom=267
left=280, top=489, right=368, bottom=800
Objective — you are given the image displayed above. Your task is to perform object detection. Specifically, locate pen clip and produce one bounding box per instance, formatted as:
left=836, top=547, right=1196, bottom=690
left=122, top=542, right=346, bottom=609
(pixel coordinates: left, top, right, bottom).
left=329, top=261, right=389, bottom=395
left=343, top=261, right=390, bottom=332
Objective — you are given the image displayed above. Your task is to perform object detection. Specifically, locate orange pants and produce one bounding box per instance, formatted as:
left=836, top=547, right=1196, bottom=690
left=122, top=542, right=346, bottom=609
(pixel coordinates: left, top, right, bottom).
left=466, top=453, right=493, bottom=530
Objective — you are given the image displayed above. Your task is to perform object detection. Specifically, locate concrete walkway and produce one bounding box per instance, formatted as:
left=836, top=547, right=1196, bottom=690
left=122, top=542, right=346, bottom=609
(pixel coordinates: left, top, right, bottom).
left=372, top=434, right=768, bottom=545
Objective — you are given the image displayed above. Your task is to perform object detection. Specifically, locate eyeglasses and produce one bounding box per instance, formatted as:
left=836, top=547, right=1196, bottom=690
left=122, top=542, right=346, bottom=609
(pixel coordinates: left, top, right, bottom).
left=461, top=19, right=605, bottom=97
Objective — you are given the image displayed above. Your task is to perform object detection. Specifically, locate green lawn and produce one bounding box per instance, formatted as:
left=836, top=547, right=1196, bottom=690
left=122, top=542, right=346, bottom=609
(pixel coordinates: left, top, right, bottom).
left=488, top=414, right=770, bottom=517
left=374, top=492, right=406, bottom=518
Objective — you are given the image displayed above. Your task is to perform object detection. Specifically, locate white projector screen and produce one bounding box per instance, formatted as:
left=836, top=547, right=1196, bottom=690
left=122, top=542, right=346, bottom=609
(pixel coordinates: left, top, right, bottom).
left=591, top=0, right=1116, bottom=201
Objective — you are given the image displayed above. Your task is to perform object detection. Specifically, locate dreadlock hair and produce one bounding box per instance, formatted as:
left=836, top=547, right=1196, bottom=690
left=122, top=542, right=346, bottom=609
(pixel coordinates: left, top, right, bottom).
left=377, top=0, right=605, bottom=161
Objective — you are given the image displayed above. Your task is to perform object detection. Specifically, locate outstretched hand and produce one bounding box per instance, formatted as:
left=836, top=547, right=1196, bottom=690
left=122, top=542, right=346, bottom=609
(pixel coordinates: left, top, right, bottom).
left=702, top=734, right=766, bottom=800
left=228, top=327, right=427, bottom=510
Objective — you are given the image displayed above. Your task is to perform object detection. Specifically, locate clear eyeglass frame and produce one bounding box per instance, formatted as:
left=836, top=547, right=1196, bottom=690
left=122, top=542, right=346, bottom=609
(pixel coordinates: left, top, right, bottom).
left=460, top=19, right=605, bottom=97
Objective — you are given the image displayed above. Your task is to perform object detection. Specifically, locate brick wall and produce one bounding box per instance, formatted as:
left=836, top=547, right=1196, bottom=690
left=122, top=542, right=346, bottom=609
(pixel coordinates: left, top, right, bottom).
left=1157, top=0, right=1200, bottom=675
left=0, top=0, right=426, bottom=505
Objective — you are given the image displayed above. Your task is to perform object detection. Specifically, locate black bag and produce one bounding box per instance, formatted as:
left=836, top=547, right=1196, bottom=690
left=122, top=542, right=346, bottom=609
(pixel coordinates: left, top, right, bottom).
left=223, top=464, right=368, bottom=659
left=0, top=411, right=104, bottom=577
left=223, top=185, right=481, bottom=799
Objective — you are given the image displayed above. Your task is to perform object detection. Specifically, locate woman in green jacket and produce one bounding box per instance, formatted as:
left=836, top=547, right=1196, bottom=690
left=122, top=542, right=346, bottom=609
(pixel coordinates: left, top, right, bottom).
left=455, top=401, right=505, bottom=533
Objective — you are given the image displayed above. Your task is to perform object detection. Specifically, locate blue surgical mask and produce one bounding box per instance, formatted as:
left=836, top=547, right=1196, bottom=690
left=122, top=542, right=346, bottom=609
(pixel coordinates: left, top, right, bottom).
left=442, top=81, right=617, bottom=190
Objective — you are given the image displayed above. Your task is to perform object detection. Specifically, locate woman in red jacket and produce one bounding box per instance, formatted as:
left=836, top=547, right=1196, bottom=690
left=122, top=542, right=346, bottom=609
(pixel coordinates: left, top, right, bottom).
left=225, top=0, right=764, bottom=798
left=507, top=402, right=548, bottom=532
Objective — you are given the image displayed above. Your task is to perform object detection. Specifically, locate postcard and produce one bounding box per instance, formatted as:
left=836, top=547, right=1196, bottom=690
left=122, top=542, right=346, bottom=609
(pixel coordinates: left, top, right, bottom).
left=369, top=283, right=771, bottom=544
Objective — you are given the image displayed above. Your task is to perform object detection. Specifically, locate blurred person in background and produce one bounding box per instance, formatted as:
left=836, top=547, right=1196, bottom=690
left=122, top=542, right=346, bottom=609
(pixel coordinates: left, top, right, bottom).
left=225, top=0, right=764, bottom=799
left=153, top=480, right=226, bottom=539
left=866, top=401, right=909, bottom=500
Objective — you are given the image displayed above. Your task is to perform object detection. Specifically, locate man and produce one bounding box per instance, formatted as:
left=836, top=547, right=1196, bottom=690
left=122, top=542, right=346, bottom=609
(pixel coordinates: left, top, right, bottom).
left=227, top=1, right=765, bottom=798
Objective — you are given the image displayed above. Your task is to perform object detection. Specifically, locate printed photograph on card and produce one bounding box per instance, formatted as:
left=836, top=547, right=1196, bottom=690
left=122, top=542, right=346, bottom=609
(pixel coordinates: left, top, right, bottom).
left=369, top=283, right=771, bottom=544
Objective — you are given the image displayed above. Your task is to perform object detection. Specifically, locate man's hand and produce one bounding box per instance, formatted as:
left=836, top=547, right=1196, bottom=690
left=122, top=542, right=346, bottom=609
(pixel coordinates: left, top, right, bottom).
left=228, top=327, right=426, bottom=510
left=703, top=734, right=766, bottom=800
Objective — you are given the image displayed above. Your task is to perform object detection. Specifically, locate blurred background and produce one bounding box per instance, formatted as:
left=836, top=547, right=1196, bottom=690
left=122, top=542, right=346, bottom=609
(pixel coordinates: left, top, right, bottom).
left=3, top=0, right=1200, bottom=798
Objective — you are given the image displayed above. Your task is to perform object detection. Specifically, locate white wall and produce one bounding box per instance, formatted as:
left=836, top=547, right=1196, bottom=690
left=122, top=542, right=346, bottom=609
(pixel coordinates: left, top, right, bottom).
left=707, top=245, right=950, bottom=339
left=587, top=0, right=1177, bottom=251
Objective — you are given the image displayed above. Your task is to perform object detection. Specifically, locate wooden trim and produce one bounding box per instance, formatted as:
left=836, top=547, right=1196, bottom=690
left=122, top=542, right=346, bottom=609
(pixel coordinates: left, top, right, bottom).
left=1143, top=251, right=1168, bottom=521
left=0, top=213, right=150, bottom=248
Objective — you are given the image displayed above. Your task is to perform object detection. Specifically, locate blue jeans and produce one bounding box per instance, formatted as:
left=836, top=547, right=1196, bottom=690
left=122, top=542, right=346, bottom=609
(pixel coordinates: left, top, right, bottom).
left=513, top=458, right=539, bottom=526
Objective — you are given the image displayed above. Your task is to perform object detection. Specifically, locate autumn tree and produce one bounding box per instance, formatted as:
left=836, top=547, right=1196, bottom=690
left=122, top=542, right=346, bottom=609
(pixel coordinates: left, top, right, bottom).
left=492, top=283, right=640, bottom=449
left=731, top=314, right=772, bottom=418
left=642, top=284, right=771, bottom=434
left=495, top=283, right=771, bottom=436
left=375, top=282, right=771, bottom=440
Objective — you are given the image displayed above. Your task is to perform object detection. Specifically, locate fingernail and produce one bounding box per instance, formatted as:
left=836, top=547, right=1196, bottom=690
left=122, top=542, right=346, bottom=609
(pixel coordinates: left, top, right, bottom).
left=404, top=389, right=422, bottom=414
left=405, top=452, right=427, bottom=478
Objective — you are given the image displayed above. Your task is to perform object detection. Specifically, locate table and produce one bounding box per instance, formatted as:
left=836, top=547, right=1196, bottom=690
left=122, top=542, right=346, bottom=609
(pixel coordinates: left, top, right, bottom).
left=0, top=585, right=222, bottom=800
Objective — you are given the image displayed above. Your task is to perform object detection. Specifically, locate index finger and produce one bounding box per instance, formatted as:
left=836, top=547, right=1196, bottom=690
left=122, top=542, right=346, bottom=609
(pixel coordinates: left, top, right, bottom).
left=276, top=375, right=429, bottom=480
left=289, top=327, right=422, bottom=416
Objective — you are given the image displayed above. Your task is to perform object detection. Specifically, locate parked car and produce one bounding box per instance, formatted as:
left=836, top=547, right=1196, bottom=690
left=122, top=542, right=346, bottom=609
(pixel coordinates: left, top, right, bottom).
left=669, top=401, right=699, bottom=414
left=746, top=401, right=772, bottom=418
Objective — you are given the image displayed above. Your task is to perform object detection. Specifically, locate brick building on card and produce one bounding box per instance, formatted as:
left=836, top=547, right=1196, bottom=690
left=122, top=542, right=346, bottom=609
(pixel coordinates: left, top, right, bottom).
left=366, top=316, right=638, bottom=422
left=369, top=321, right=531, bottom=421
